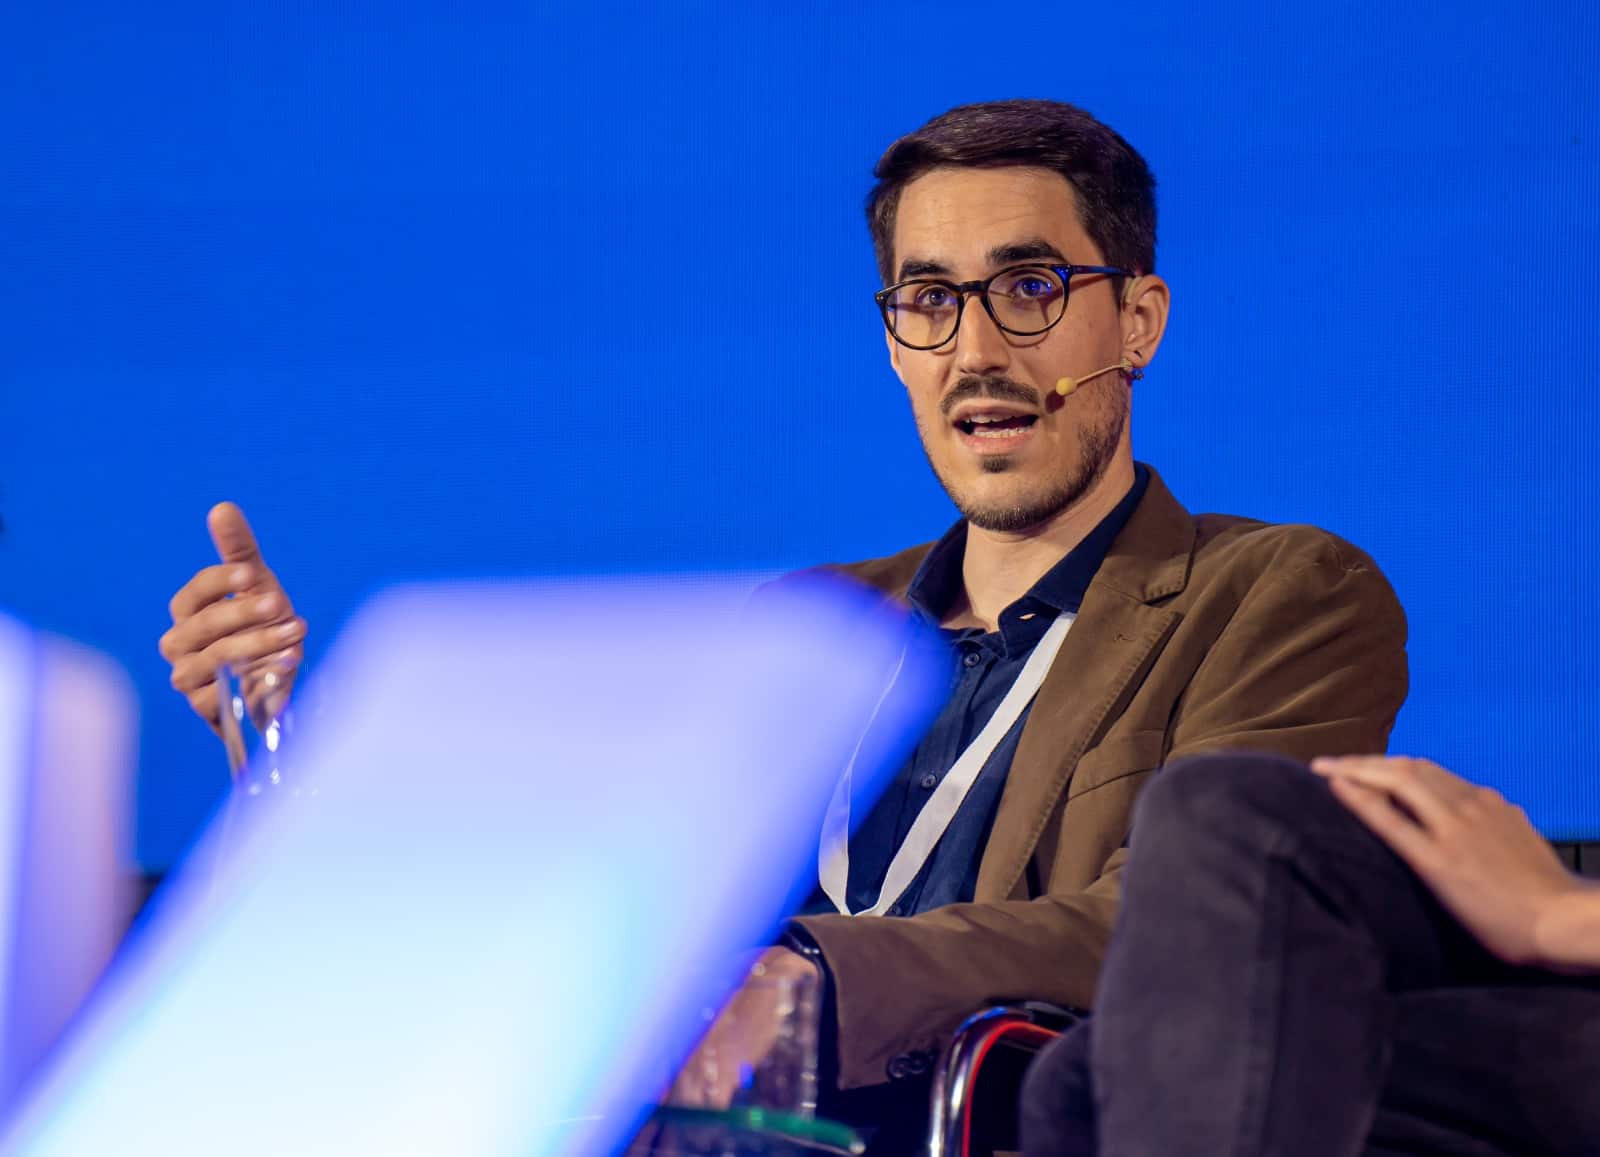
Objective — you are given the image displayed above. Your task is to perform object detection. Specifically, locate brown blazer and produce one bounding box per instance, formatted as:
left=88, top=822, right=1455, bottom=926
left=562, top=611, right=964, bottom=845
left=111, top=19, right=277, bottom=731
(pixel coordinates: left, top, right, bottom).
left=793, top=466, right=1408, bottom=1091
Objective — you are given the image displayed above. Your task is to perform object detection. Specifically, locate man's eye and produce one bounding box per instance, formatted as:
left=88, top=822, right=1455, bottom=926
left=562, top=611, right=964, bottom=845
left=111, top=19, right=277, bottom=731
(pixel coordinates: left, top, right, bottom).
left=1011, top=276, right=1059, bottom=300
left=913, top=286, right=955, bottom=310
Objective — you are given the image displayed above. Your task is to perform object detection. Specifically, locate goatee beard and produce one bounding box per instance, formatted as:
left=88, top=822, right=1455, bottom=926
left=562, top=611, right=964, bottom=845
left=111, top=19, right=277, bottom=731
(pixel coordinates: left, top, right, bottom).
left=925, top=373, right=1128, bottom=534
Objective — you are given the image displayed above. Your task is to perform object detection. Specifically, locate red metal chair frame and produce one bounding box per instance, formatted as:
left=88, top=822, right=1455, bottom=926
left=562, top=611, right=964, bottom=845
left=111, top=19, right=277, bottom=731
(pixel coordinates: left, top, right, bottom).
left=926, top=1004, right=1080, bottom=1157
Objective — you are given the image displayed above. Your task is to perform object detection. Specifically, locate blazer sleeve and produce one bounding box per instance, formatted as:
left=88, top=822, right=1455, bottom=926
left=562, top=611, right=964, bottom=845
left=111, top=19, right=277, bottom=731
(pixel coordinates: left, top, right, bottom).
left=792, top=533, right=1409, bottom=1091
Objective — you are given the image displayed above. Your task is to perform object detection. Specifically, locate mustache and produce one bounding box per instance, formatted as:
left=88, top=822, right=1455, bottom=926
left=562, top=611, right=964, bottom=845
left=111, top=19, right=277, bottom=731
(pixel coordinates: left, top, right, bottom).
left=939, top=375, right=1042, bottom=418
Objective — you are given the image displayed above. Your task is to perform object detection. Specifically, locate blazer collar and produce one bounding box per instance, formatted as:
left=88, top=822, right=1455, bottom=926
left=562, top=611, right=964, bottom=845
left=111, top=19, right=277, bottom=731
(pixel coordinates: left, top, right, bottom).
left=852, top=462, right=1196, bottom=612
left=831, top=465, right=1199, bottom=901
left=971, top=465, right=1196, bottom=898
left=1089, top=464, right=1195, bottom=607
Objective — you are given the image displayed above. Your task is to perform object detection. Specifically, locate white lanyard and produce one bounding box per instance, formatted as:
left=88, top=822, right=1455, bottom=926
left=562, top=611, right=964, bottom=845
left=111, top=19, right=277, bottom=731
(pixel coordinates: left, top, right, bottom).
left=819, top=611, right=1076, bottom=917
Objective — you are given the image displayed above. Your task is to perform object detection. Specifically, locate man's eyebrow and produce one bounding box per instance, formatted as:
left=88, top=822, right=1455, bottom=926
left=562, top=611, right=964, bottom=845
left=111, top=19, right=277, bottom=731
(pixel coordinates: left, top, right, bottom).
left=894, top=239, right=1068, bottom=282
left=988, top=239, right=1066, bottom=266
left=896, top=257, right=950, bottom=280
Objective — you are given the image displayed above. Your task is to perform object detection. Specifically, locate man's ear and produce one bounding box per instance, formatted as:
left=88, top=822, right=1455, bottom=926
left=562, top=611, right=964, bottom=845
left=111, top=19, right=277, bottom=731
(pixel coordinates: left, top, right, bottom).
left=1120, top=274, right=1172, bottom=371
left=884, top=326, right=909, bottom=388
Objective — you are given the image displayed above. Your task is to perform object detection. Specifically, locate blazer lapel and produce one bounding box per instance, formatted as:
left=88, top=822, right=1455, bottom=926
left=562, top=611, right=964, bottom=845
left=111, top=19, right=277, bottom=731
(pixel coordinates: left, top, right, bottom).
left=973, top=468, right=1196, bottom=900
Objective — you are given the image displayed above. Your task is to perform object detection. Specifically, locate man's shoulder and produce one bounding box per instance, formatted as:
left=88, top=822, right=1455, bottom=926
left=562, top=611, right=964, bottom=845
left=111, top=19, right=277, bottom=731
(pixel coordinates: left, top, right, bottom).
left=1179, top=514, right=1401, bottom=633
left=804, top=518, right=1391, bottom=600
left=1189, top=513, right=1387, bottom=580
left=811, top=541, right=938, bottom=600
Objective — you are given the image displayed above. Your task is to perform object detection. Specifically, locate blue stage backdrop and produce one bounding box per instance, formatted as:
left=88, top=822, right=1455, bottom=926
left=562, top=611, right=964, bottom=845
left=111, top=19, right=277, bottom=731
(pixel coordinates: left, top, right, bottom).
left=1, top=2, right=1596, bottom=868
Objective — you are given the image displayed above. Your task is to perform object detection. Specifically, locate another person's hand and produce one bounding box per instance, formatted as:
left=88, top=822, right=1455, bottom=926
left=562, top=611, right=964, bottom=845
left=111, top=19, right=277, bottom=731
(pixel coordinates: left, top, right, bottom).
left=1312, top=754, right=1600, bottom=971
left=667, top=947, right=822, bottom=1110
left=158, top=502, right=306, bottom=739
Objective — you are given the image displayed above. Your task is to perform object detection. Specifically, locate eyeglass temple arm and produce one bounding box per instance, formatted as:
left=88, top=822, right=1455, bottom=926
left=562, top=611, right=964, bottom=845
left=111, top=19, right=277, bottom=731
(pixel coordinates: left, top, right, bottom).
left=1056, top=264, right=1132, bottom=277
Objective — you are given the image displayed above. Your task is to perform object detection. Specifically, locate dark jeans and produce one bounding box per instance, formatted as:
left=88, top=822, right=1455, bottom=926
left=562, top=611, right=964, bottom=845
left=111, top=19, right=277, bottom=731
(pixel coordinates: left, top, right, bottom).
left=1022, top=752, right=1600, bottom=1157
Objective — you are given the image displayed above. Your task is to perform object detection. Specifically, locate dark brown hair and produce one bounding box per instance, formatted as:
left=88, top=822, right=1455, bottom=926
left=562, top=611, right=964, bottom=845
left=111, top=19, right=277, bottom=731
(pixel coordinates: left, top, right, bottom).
left=866, top=99, right=1157, bottom=285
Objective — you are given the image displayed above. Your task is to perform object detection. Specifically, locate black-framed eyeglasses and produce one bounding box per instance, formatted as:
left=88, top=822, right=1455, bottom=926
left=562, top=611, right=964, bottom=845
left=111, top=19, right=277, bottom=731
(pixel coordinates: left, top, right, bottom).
left=874, top=263, right=1130, bottom=351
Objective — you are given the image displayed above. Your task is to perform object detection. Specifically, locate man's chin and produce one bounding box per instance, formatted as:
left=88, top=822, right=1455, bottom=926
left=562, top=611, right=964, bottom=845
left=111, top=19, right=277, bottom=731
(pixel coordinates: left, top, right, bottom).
left=953, top=481, right=1083, bottom=535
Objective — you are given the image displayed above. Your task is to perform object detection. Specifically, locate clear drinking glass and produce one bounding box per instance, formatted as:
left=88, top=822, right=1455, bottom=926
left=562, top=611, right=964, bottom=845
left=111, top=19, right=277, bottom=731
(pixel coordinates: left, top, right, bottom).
left=678, top=964, right=820, bottom=1120
left=728, top=967, right=820, bottom=1119
left=217, top=654, right=296, bottom=786
left=203, top=656, right=309, bottom=890
left=641, top=961, right=862, bottom=1156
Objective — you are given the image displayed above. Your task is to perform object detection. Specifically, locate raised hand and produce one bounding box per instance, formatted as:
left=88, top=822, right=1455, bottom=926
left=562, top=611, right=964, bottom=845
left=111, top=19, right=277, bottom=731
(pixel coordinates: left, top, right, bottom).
left=159, top=503, right=306, bottom=743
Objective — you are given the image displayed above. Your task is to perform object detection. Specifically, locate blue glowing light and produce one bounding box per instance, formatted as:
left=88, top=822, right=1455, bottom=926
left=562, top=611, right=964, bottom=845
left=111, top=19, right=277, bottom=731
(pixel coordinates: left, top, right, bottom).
left=1, top=575, right=943, bottom=1156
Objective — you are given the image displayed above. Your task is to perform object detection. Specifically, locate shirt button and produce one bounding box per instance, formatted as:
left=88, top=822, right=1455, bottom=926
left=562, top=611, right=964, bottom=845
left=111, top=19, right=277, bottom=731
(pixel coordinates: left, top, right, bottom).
left=888, top=903, right=906, bottom=917
left=961, top=650, right=981, bottom=668
left=919, top=773, right=938, bottom=790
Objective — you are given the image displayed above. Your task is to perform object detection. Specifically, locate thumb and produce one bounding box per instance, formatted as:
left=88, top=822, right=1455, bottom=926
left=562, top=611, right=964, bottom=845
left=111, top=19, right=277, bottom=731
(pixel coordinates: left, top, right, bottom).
left=207, top=502, right=264, bottom=566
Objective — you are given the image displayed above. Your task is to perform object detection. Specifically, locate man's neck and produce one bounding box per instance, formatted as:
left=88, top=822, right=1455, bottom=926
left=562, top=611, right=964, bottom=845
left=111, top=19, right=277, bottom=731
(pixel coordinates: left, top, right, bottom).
left=943, top=457, right=1137, bottom=632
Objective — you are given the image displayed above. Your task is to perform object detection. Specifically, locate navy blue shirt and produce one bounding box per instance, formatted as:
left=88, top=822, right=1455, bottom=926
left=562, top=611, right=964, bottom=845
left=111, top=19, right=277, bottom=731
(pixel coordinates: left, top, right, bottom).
left=829, top=466, right=1149, bottom=917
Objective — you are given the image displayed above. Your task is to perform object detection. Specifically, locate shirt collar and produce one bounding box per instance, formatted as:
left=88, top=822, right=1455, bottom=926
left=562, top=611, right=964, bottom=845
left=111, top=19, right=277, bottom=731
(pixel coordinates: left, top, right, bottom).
left=906, top=464, right=1151, bottom=653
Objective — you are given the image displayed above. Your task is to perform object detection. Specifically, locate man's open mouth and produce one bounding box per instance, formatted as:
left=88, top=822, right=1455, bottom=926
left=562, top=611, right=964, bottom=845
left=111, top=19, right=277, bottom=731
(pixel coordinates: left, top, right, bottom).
left=955, top=413, right=1039, bottom=437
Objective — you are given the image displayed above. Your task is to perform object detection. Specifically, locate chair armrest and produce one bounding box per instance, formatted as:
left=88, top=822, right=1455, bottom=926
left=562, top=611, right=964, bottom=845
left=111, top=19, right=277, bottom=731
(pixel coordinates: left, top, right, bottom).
left=1003, top=1000, right=1085, bottom=1033
left=927, top=1003, right=1086, bottom=1157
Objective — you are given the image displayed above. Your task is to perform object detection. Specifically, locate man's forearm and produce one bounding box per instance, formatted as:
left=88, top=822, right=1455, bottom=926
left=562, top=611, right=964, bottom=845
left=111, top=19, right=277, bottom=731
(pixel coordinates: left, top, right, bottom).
left=793, top=884, right=1118, bottom=1090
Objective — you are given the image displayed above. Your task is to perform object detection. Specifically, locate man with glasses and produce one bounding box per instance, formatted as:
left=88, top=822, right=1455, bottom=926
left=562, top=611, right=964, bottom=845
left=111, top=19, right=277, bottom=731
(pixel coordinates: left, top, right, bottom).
left=671, top=99, right=1408, bottom=1150
left=158, top=100, right=1408, bottom=1150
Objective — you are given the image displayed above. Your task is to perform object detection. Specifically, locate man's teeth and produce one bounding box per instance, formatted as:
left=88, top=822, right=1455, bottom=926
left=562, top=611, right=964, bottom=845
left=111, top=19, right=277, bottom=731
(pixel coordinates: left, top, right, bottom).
left=957, top=413, right=1037, bottom=435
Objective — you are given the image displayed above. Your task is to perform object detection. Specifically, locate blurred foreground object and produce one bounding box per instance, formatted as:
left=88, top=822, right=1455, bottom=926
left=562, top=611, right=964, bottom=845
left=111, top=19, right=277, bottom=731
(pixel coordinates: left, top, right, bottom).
left=0, top=613, right=135, bottom=1113
left=0, top=575, right=944, bottom=1157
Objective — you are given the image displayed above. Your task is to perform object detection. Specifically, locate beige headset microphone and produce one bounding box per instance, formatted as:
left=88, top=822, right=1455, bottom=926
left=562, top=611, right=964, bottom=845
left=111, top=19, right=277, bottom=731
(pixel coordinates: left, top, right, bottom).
left=1055, top=357, right=1144, bottom=398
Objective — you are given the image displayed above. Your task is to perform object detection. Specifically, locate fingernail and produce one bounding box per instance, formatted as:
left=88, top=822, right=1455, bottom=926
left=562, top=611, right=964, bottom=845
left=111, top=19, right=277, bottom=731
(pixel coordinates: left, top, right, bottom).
left=255, top=594, right=281, bottom=614
left=276, top=620, right=302, bottom=640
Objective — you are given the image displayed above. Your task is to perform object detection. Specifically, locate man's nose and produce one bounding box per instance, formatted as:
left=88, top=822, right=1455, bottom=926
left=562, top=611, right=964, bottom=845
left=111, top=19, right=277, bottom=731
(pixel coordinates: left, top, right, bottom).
left=952, top=298, right=1011, bottom=378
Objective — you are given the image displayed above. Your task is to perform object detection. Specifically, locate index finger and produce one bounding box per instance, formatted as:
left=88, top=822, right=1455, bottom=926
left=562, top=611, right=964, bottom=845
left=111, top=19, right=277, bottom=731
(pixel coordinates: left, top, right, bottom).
left=168, top=562, right=255, bottom=622
left=207, top=502, right=264, bottom=566
left=1326, top=776, right=1437, bottom=872
left=1309, top=756, right=1465, bottom=831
